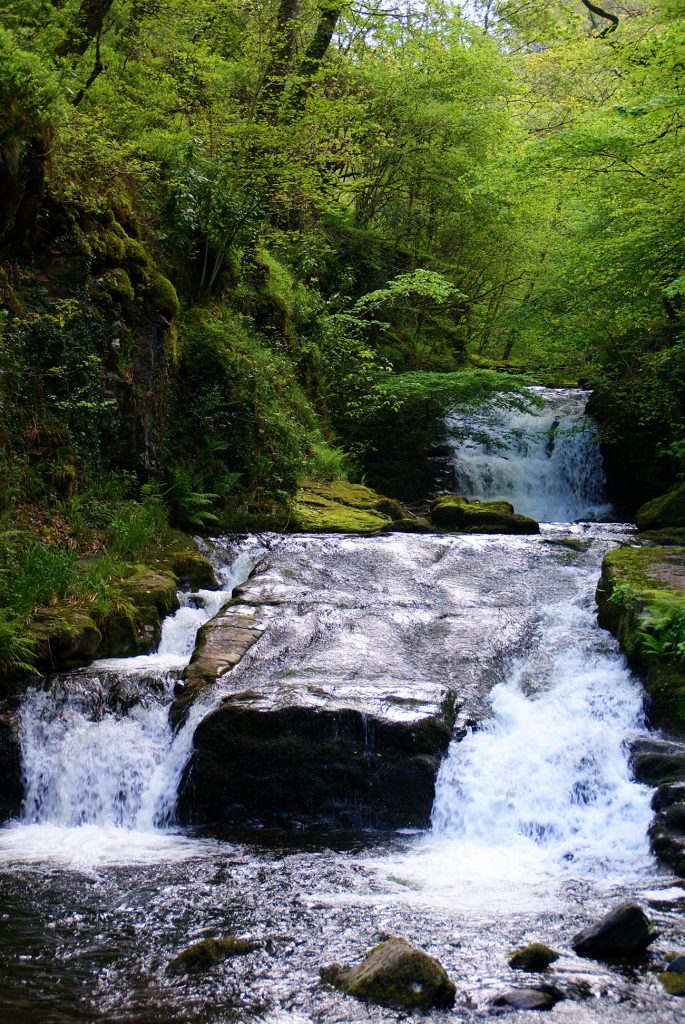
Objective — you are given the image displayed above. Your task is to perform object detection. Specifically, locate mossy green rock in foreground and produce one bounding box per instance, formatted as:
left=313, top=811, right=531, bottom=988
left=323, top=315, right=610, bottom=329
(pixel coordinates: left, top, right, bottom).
left=168, top=936, right=256, bottom=975
left=320, top=936, right=456, bottom=1010
left=508, top=943, right=560, bottom=971
left=636, top=483, right=685, bottom=531
left=291, top=480, right=429, bottom=535
left=430, top=495, right=539, bottom=535
left=659, top=972, right=685, bottom=996
left=596, top=544, right=685, bottom=733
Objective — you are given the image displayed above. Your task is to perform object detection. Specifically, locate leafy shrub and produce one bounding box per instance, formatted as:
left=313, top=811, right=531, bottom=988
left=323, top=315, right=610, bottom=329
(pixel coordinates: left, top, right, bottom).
left=106, top=488, right=167, bottom=559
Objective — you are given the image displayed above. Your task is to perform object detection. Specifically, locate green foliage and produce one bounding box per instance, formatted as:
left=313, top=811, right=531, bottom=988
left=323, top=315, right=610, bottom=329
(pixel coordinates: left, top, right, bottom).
left=0, top=609, right=36, bottom=675
left=642, top=608, right=685, bottom=665
left=1, top=540, right=78, bottom=616
left=165, top=466, right=220, bottom=530
left=106, top=488, right=168, bottom=559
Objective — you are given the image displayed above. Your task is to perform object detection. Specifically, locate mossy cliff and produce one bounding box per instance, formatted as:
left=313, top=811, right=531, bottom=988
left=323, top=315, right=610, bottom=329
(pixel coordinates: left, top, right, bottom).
left=596, top=545, right=685, bottom=733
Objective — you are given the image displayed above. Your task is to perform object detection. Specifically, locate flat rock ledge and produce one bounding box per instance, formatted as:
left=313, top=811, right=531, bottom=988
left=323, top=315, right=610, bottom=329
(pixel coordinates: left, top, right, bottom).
left=175, top=578, right=458, bottom=829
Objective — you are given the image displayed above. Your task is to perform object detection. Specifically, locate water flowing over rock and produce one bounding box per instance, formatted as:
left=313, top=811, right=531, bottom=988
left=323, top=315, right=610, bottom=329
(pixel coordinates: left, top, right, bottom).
left=445, top=387, right=610, bottom=523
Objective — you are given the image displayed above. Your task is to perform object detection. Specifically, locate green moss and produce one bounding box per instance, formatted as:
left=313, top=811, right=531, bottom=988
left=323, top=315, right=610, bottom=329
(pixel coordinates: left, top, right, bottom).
left=146, top=272, right=180, bottom=320
left=596, top=545, right=685, bottom=731
left=509, top=943, right=560, bottom=971
left=659, top=972, right=685, bottom=996
left=430, top=495, right=539, bottom=534
left=636, top=484, right=685, bottom=531
left=103, top=267, right=135, bottom=306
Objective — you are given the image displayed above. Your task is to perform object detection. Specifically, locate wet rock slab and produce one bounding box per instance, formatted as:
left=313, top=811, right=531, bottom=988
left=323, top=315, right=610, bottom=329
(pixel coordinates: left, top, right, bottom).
left=177, top=533, right=554, bottom=829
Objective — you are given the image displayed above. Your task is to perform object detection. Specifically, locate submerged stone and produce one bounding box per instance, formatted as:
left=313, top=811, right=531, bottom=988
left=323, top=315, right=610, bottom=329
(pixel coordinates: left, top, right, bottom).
left=508, top=943, right=560, bottom=971
left=320, top=936, right=456, bottom=1010
left=492, top=985, right=565, bottom=1011
left=430, top=495, right=539, bottom=534
left=572, top=902, right=658, bottom=960
left=168, top=936, right=256, bottom=975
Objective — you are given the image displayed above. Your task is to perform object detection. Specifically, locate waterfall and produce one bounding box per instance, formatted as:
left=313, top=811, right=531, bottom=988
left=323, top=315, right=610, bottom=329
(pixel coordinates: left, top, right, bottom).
left=445, top=387, right=612, bottom=522
left=429, top=559, right=653, bottom=880
left=8, top=537, right=266, bottom=850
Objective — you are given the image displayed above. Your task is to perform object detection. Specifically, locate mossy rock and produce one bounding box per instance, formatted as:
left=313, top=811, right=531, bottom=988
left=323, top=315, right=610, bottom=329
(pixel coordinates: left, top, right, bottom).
left=102, top=267, right=135, bottom=306
left=146, top=271, right=180, bottom=320
left=152, top=530, right=218, bottom=589
left=321, top=936, right=455, bottom=1010
left=509, top=943, right=560, bottom=971
left=28, top=609, right=102, bottom=671
left=659, top=972, right=685, bottom=996
left=636, top=484, right=685, bottom=531
left=98, top=568, right=180, bottom=657
left=168, top=936, right=256, bottom=975
left=639, top=527, right=685, bottom=547
left=430, top=495, right=539, bottom=535
left=596, top=544, right=685, bottom=733
left=291, top=480, right=394, bottom=535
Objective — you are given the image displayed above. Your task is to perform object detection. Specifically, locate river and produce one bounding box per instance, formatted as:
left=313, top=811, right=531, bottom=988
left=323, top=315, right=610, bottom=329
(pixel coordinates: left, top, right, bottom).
left=0, top=389, right=683, bottom=1023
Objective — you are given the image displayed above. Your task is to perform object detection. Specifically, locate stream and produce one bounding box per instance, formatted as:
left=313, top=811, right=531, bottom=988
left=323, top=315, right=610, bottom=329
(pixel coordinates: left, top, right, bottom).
left=0, top=389, right=683, bottom=1023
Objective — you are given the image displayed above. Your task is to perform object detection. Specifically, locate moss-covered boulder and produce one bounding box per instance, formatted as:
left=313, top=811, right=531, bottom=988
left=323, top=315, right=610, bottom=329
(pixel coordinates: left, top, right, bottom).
left=509, top=943, right=560, bottom=972
left=97, top=569, right=179, bottom=658
left=596, top=544, right=685, bottom=733
left=320, top=937, right=455, bottom=1011
left=636, top=483, right=685, bottom=531
left=430, top=495, right=539, bottom=535
left=291, top=480, right=397, bottom=534
left=28, top=609, right=102, bottom=671
left=152, top=530, right=218, bottom=590
left=168, top=936, right=256, bottom=975
left=659, top=972, right=685, bottom=996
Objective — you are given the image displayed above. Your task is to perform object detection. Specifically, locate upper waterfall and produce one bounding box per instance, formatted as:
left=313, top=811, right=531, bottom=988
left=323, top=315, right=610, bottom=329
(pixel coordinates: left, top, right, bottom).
left=445, top=387, right=611, bottom=523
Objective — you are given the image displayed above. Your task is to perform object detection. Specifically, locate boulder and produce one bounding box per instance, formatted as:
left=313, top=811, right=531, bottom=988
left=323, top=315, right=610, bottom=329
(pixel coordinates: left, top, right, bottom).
left=168, top=935, right=256, bottom=975
left=666, top=954, right=685, bottom=973
left=636, top=483, right=685, bottom=531
left=97, top=568, right=179, bottom=658
left=320, top=937, right=455, bottom=1010
left=430, top=495, right=539, bottom=535
left=291, top=480, right=395, bottom=535
left=170, top=606, right=264, bottom=726
left=28, top=609, right=102, bottom=671
left=572, top=903, right=658, bottom=960
left=596, top=546, right=685, bottom=736
left=153, top=530, right=218, bottom=589
left=659, top=973, right=685, bottom=996
left=493, top=986, right=565, bottom=1011
left=631, top=738, right=685, bottom=787
left=508, top=943, right=560, bottom=971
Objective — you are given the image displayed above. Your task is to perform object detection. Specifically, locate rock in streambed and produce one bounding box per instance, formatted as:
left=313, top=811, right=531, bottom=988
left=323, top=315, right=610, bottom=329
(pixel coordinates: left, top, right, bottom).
left=572, top=902, right=658, bottom=960
left=508, top=943, right=560, bottom=971
left=168, top=935, right=256, bottom=975
left=492, top=986, right=565, bottom=1011
left=430, top=495, right=539, bottom=535
left=320, top=936, right=456, bottom=1010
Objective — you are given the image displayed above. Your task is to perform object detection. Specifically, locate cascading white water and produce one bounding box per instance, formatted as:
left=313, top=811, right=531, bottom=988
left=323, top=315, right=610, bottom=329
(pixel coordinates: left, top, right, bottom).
left=446, top=387, right=612, bottom=522
left=1, top=537, right=267, bottom=861
left=429, top=553, right=652, bottom=879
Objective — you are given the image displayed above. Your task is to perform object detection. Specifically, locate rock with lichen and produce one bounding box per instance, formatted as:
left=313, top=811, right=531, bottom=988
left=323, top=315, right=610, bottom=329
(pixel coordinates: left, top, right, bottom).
left=320, top=936, right=455, bottom=1010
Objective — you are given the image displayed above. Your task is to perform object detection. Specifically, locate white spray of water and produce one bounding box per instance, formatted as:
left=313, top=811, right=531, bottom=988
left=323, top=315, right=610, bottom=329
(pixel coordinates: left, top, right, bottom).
left=446, top=387, right=611, bottom=522
left=374, top=556, right=654, bottom=911
left=0, top=537, right=267, bottom=864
